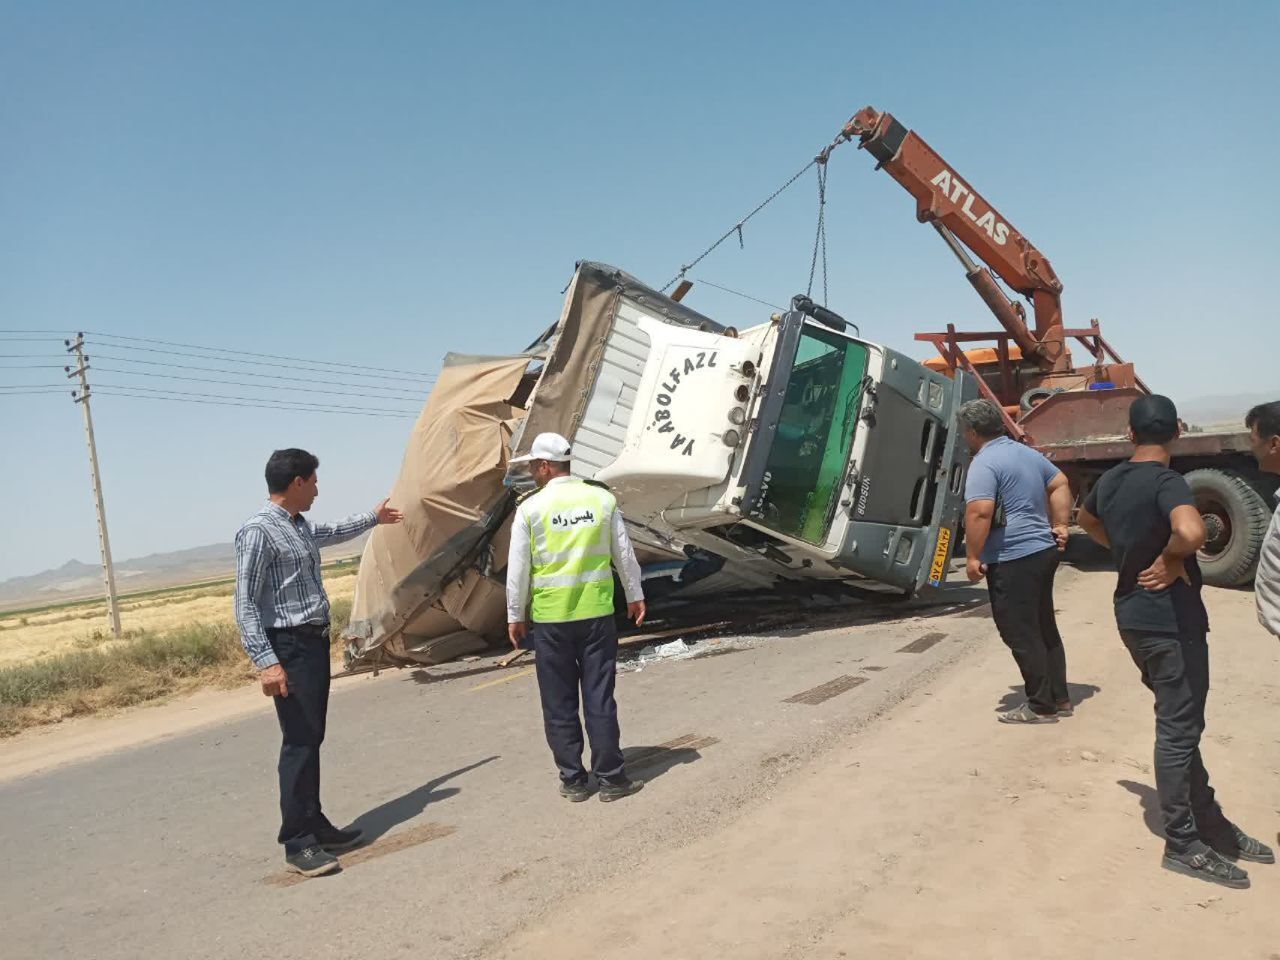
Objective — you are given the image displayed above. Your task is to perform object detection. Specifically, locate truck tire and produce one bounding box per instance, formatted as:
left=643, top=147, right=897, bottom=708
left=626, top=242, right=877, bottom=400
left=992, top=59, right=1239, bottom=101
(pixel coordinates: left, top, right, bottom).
left=1183, top=468, right=1271, bottom=588
left=1020, top=386, right=1065, bottom=413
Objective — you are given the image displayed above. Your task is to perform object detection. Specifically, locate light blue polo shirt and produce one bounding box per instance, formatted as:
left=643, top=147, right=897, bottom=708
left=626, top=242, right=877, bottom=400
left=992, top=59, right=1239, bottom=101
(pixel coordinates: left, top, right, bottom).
left=964, top=436, right=1060, bottom=565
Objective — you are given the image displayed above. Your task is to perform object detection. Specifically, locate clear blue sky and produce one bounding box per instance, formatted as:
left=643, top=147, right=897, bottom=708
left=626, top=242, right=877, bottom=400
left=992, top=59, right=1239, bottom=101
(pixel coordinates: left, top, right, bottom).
left=2, top=0, right=1276, bottom=581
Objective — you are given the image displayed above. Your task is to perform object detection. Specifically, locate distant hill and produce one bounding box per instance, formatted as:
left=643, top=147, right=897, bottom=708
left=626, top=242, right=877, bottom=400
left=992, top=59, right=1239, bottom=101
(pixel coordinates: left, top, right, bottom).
left=1181, top=391, right=1275, bottom=431
left=0, top=533, right=368, bottom=612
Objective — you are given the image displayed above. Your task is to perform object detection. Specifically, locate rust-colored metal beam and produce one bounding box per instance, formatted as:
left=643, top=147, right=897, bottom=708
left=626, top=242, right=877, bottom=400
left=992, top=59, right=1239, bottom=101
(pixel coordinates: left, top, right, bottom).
left=843, top=106, right=1066, bottom=370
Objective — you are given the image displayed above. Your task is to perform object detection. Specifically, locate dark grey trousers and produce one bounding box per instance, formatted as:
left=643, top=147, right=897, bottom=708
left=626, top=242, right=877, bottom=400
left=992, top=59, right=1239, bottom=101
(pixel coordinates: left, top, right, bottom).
left=532, top=615, right=626, bottom=785
left=1120, top=628, right=1234, bottom=855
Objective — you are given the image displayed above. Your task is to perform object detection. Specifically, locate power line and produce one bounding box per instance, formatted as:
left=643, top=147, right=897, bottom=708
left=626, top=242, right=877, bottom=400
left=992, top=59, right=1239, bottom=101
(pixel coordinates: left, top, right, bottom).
left=89, top=381, right=418, bottom=412
left=0, top=364, right=67, bottom=369
left=83, top=340, right=437, bottom=383
left=84, top=330, right=438, bottom=378
left=91, top=365, right=429, bottom=399
left=91, top=389, right=416, bottom=419
left=85, top=353, right=432, bottom=391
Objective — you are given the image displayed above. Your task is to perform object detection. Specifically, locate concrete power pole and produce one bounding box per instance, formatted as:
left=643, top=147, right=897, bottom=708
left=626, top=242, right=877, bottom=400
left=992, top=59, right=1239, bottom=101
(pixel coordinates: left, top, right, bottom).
left=65, top=333, right=122, bottom=638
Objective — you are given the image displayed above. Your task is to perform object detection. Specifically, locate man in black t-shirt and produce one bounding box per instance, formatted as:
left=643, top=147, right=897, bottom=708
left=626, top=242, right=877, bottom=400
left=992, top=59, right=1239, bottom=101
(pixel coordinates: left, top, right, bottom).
left=1079, top=395, right=1272, bottom=889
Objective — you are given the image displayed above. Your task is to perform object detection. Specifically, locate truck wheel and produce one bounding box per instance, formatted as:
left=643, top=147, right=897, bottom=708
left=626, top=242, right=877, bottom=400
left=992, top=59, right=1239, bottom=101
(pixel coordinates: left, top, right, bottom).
left=1183, top=468, right=1272, bottom=588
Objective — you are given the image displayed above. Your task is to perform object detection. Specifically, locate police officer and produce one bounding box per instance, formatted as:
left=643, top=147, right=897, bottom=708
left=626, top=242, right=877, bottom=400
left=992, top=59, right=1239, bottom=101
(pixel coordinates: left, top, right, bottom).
left=506, top=432, right=646, bottom=802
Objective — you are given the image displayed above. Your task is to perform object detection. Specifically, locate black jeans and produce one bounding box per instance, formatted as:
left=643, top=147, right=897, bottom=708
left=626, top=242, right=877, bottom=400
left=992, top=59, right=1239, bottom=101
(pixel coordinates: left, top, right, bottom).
left=986, top=546, right=1068, bottom=714
left=268, top=623, right=336, bottom=855
left=1119, top=628, right=1233, bottom=855
left=532, top=615, right=626, bottom=785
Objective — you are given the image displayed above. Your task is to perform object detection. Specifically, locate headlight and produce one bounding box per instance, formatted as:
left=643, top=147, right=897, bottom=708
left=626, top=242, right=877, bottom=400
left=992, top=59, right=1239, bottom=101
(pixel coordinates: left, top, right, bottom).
left=723, top=429, right=742, bottom=447
left=728, top=407, right=746, bottom=425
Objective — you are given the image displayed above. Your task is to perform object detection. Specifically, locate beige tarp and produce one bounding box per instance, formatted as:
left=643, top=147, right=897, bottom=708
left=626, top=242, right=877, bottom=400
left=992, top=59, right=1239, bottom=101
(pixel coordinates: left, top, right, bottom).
left=345, top=352, right=531, bottom=665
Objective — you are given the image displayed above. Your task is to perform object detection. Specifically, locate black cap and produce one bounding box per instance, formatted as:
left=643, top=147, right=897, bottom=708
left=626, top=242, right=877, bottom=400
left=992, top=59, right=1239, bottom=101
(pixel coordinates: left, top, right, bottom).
left=1129, top=394, right=1179, bottom=438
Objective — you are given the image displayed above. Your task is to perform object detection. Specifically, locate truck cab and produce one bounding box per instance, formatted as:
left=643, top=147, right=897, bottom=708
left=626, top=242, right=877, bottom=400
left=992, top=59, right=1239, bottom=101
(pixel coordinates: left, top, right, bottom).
left=534, top=263, right=976, bottom=594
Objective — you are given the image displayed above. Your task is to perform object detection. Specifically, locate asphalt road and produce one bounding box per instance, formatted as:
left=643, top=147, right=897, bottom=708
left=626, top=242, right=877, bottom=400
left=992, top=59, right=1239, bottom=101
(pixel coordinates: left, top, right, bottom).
left=4, top=578, right=995, bottom=960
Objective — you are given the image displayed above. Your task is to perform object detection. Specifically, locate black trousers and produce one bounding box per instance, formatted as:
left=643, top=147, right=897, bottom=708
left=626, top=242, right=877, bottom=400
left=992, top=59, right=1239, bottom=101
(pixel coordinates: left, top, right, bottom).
left=986, top=546, right=1068, bottom=714
left=268, top=624, right=335, bottom=855
left=532, top=615, right=626, bottom=785
left=1119, top=628, right=1233, bottom=855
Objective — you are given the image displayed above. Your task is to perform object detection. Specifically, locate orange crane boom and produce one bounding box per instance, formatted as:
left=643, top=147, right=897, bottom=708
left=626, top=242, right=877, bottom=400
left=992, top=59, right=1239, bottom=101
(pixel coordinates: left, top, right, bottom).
left=839, top=107, right=1068, bottom=371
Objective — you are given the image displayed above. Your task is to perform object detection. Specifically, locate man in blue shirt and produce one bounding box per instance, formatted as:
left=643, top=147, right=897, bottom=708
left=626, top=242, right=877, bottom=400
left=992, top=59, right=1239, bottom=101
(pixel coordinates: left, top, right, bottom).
left=235, top=448, right=402, bottom=877
left=960, top=399, right=1073, bottom=724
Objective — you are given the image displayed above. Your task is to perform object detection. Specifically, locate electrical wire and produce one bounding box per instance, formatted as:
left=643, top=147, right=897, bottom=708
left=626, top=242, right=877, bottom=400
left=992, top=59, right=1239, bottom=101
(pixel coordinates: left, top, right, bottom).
left=83, top=331, right=438, bottom=378
left=90, top=365, right=428, bottom=400
left=90, top=389, right=417, bottom=419
left=84, top=353, right=432, bottom=391
left=83, top=341, right=436, bottom=383
left=88, top=381, right=418, bottom=412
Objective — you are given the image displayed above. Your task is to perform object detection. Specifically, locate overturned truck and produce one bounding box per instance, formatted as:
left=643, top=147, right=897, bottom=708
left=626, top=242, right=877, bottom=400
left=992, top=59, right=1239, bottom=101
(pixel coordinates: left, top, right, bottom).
left=344, top=262, right=977, bottom=668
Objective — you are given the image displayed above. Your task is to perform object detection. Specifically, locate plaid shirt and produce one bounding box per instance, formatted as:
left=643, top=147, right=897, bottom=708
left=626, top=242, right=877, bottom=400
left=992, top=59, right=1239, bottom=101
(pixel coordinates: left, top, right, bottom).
left=234, top=502, right=376, bottom=668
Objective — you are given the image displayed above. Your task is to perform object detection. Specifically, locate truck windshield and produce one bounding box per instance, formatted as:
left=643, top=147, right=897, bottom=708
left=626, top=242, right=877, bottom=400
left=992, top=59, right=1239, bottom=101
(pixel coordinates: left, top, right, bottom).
left=756, top=325, right=870, bottom=544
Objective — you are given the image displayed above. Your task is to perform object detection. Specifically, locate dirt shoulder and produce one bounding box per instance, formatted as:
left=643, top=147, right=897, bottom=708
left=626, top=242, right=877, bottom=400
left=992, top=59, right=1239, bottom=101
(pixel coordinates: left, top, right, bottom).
left=486, top=568, right=1280, bottom=960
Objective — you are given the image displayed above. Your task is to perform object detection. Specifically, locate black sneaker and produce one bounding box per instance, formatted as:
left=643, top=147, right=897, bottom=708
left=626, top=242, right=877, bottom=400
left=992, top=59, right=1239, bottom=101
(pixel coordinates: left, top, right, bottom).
left=314, top=825, right=364, bottom=851
left=598, top=778, right=643, bottom=803
left=285, top=845, right=341, bottom=878
left=1207, top=825, right=1275, bottom=864
left=1161, top=849, right=1249, bottom=889
left=559, top=780, right=592, bottom=803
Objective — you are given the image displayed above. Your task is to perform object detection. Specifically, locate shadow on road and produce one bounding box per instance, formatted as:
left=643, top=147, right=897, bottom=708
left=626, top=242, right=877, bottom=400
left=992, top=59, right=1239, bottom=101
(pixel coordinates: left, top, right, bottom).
left=1117, top=778, right=1164, bottom=839
left=995, top=683, right=1102, bottom=713
left=623, top=742, right=712, bottom=783
left=344, top=755, right=500, bottom=844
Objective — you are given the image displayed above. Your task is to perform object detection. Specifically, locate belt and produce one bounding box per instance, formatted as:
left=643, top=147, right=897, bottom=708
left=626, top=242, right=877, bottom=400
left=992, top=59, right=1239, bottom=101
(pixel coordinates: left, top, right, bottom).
left=267, top=622, right=330, bottom=638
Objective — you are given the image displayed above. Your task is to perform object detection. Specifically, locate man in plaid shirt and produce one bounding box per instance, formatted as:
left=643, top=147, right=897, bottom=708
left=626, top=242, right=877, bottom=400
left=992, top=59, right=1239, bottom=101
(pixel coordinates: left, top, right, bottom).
left=235, top=447, right=402, bottom=877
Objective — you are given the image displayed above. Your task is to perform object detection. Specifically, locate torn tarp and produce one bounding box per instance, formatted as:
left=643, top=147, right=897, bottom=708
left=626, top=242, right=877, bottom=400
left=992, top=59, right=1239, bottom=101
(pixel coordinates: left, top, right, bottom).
left=344, top=352, right=530, bottom=665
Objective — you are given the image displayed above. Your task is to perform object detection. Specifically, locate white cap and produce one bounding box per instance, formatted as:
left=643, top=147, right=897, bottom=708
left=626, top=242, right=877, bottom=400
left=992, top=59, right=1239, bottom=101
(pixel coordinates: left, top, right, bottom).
left=510, top=432, right=572, bottom=464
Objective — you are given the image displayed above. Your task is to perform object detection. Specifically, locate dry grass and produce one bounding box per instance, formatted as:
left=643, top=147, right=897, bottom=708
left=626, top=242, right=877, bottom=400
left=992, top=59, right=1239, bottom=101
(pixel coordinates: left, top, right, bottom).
left=0, top=571, right=358, bottom=667
left=0, top=571, right=358, bottom=738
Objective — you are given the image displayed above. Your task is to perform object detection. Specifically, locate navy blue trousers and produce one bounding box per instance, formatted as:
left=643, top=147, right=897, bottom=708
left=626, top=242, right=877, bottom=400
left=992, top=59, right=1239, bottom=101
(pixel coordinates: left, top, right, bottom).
left=532, top=615, right=626, bottom=785
left=268, top=624, right=336, bottom=854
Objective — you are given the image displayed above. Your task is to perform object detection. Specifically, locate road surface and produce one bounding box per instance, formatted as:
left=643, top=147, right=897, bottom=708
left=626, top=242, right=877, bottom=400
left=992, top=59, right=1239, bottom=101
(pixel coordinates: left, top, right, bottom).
left=4, top=562, right=1279, bottom=959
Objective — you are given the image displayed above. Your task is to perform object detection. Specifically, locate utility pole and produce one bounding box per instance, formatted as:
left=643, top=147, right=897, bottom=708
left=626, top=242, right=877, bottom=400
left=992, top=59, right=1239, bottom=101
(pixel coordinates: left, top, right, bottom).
left=65, top=333, right=121, bottom=638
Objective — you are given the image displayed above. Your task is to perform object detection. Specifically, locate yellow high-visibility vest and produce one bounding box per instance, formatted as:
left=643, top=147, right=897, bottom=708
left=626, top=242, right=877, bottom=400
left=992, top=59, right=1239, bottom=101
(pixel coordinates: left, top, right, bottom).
left=519, top=478, right=617, bottom=623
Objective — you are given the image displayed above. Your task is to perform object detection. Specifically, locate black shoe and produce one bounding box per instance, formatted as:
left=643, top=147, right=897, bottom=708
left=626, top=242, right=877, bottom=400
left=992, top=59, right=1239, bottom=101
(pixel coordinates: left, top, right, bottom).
left=1161, top=849, right=1249, bottom=889
left=314, top=825, right=364, bottom=851
left=285, top=845, right=341, bottom=878
left=598, top=778, right=643, bottom=803
left=1207, top=825, right=1275, bottom=864
left=559, top=780, right=592, bottom=803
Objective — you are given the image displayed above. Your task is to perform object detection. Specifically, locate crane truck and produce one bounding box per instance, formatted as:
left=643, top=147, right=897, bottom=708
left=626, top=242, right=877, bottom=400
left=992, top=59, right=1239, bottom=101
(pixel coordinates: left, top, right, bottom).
left=839, top=106, right=1275, bottom=587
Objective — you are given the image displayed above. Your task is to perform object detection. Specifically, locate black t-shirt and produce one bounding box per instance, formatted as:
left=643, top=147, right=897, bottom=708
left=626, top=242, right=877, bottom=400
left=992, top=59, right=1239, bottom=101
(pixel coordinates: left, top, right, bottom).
left=1083, top=461, right=1209, bottom=634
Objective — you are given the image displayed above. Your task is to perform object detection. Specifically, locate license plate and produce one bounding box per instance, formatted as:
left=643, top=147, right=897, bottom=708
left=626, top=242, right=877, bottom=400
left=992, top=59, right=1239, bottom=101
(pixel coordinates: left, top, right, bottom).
left=928, top=527, right=952, bottom=586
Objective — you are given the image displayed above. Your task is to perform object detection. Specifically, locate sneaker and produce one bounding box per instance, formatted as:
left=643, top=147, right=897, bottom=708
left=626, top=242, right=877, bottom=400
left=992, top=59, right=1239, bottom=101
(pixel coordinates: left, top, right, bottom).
left=1055, top=701, right=1074, bottom=717
left=1207, top=825, right=1275, bottom=865
left=285, top=845, right=341, bottom=878
left=998, top=702, right=1058, bottom=724
left=598, top=778, right=644, bottom=803
left=314, top=825, right=364, bottom=851
left=559, top=780, right=592, bottom=803
left=1161, top=849, right=1249, bottom=889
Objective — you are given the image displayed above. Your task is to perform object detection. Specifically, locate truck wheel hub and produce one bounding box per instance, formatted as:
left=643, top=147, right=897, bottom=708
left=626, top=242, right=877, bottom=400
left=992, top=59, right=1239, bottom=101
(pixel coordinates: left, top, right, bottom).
left=1201, top=512, right=1229, bottom=553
